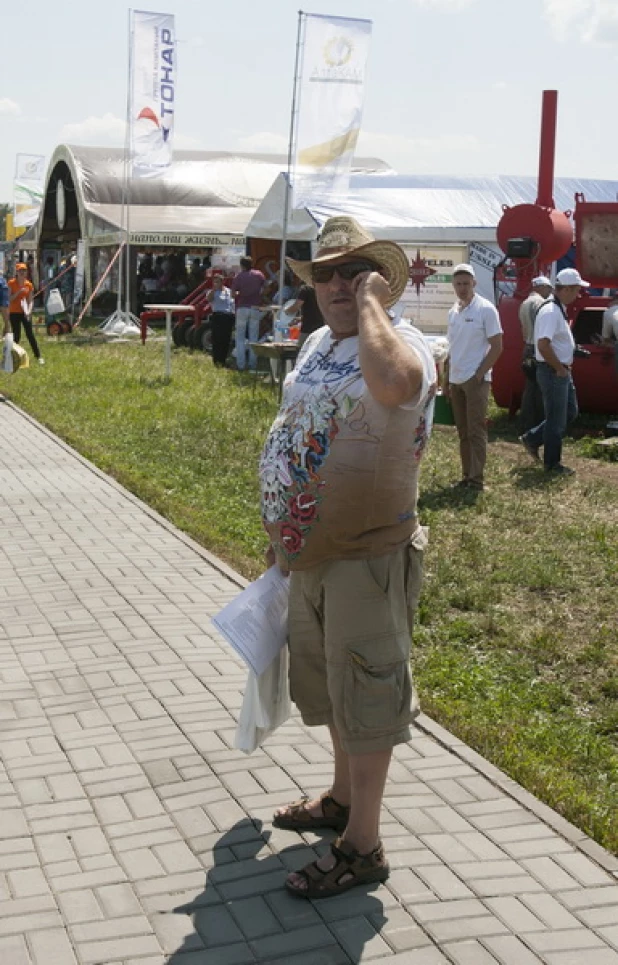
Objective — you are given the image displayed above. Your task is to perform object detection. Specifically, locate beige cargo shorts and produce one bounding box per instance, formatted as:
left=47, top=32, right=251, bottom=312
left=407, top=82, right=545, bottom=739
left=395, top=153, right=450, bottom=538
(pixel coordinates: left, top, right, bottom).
left=287, top=527, right=427, bottom=755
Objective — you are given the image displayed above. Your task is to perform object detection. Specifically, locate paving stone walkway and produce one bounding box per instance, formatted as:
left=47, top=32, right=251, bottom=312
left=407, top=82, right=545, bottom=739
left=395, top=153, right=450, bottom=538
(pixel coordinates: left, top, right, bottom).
left=0, top=400, right=617, bottom=965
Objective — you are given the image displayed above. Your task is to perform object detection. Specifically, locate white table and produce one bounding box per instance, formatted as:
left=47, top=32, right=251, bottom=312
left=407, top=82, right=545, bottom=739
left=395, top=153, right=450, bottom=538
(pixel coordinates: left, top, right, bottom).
left=144, top=304, right=195, bottom=380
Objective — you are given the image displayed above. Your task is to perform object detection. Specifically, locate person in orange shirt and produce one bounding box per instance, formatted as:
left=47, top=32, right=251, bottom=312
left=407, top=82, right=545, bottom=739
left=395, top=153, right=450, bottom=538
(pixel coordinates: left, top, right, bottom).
left=8, top=263, right=43, bottom=364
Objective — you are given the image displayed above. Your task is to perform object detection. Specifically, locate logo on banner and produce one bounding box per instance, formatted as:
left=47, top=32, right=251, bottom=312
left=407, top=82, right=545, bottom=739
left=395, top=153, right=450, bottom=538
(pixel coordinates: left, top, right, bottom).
left=135, top=26, right=174, bottom=144
left=324, top=37, right=353, bottom=67
left=312, top=33, right=363, bottom=82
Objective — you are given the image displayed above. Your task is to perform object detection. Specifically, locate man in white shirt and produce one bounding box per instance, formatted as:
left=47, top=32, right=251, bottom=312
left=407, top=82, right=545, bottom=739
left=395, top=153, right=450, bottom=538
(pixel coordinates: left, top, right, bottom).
left=445, top=264, right=503, bottom=490
left=520, top=267, right=587, bottom=476
left=601, top=293, right=618, bottom=374
left=519, top=276, right=552, bottom=432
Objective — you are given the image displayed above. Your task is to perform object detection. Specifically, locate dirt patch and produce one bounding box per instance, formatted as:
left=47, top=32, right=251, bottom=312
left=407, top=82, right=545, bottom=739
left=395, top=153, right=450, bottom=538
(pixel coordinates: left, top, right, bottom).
left=433, top=425, right=618, bottom=486
left=494, top=439, right=618, bottom=485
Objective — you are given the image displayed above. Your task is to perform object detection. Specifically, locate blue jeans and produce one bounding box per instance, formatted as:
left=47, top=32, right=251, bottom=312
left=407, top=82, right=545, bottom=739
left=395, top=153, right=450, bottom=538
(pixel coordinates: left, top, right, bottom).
left=235, top=306, right=263, bottom=370
left=525, top=362, right=578, bottom=469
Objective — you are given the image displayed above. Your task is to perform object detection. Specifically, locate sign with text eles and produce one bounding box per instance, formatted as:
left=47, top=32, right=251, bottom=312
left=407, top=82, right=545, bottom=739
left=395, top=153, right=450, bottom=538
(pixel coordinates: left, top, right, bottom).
left=398, top=245, right=468, bottom=334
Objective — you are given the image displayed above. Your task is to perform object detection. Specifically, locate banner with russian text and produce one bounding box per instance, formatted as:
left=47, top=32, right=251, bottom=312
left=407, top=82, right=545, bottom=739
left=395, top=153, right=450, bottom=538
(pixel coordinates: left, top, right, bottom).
left=130, top=10, right=175, bottom=178
left=292, top=13, right=372, bottom=208
left=14, top=154, right=46, bottom=228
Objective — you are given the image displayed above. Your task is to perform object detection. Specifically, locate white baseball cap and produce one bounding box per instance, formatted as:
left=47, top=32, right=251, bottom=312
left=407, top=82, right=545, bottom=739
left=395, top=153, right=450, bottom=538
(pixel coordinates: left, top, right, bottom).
left=555, top=268, right=590, bottom=288
left=532, top=275, right=552, bottom=287
left=452, top=263, right=476, bottom=278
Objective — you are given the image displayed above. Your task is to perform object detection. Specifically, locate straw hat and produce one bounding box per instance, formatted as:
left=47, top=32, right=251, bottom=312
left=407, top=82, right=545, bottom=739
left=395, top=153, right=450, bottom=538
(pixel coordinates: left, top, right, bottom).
left=287, top=216, right=410, bottom=308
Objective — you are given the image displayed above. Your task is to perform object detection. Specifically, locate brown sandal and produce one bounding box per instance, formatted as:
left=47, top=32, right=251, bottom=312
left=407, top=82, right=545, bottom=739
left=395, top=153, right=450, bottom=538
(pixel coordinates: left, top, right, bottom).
left=285, top=837, right=390, bottom=899
left=273, top=792, right=350, bottom=832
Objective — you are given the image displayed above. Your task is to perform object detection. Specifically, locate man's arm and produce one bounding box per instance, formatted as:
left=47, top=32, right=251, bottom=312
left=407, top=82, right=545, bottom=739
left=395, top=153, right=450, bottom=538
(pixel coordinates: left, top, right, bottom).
left=354, top=272, right=425, bottom=408
left=537, top=337, right=568, bottom=376
left=475, top=333, right=503, bottom=381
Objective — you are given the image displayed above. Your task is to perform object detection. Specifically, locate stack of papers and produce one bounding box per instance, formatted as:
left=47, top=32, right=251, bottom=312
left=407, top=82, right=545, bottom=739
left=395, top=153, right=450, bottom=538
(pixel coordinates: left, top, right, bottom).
left=212, top=565, right=289, bottom=676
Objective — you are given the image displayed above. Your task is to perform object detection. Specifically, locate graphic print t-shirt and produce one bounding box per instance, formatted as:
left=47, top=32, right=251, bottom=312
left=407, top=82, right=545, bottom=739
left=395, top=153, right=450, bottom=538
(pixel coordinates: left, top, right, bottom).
left=260, top=321, right=437, bottom=571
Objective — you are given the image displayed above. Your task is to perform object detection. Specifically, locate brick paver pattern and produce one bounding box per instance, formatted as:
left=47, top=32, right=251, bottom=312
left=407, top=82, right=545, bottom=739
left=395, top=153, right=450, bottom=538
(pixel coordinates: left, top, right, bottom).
left=0, top=402, right=617, bottom=965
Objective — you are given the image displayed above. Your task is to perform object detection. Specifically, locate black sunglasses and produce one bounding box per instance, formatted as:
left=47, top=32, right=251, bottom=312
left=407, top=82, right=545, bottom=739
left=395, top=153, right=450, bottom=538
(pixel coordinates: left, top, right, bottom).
left=311, top=259, right=380, bottom=284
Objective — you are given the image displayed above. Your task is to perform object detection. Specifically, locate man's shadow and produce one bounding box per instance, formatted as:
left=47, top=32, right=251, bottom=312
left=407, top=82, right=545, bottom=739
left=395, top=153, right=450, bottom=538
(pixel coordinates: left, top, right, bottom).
left=165, top=818, right=387, bottom=963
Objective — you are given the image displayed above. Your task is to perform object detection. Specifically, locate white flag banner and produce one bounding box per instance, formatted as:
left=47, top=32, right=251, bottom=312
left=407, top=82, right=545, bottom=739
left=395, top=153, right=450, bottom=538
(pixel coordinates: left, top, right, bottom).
left=14, top=153, right=46, bottom=228
left=73, top=240, right=86, bottom=305
left=292, top=13, right=372, bottom=209
left=130, top=10, right=176, bottom=178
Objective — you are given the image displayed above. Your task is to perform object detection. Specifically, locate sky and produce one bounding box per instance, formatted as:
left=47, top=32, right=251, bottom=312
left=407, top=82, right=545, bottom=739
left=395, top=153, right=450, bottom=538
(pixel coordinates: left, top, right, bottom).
left=1, top=0, right=618, bottom=204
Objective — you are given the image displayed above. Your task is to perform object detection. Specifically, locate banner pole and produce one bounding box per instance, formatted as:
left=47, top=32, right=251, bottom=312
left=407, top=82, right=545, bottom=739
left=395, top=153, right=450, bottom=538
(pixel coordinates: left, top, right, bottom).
left=277, top=10, right=305, bottom=321
left=74, top=243, right=125, bottom=329
left=124, top=7, right=134, bottom=324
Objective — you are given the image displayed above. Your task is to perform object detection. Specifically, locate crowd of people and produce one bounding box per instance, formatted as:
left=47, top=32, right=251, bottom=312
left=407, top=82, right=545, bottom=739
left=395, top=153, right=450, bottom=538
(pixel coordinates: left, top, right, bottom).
left=137, top=250, right=213, bottom=312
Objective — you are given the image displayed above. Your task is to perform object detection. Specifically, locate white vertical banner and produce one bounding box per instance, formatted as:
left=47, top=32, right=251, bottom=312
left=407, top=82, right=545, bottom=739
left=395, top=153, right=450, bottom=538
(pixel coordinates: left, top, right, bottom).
left=73, top=240, right=86, bottom=305
left=292, top=13, right=372, bottom=209
left=130, top=10, right=176, bottom=178
left=14, top=154, right=46, bottom=227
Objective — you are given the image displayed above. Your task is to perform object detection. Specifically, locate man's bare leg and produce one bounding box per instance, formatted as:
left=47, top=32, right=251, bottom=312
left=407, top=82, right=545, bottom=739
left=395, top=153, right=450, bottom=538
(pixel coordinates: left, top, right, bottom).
left=344, top=745, right=392, bottom=853
left=274, top=725, right=351, bottom=823
left=285, top=729, right=392, bottom=891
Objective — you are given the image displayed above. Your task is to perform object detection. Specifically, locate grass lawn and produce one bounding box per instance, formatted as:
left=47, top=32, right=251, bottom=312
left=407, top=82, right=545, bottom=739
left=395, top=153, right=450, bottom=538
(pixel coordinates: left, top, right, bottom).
left=3, top=334, right=618, bottom=854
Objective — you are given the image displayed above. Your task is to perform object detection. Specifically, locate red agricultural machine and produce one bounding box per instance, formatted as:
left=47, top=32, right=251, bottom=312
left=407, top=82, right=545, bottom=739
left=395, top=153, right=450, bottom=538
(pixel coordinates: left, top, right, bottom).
left=139, top=268, right=234, bottom=350
left=492, top=90, right=618, bottom=415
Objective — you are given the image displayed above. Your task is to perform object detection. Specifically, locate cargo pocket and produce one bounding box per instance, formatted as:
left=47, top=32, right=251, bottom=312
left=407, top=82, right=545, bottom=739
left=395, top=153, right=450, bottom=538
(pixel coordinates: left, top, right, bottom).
left=406, top=526, right=428, bottom=615
left=343, top=642, right=412, bottom=738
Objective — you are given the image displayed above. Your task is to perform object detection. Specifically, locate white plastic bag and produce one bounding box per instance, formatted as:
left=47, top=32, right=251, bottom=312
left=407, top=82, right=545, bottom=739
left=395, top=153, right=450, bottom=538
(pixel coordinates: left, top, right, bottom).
left=235, top=645, right=291, bottom=754
left=2, top=333, right=14, bottom=373
left=46, top=288, right=65, bottom=315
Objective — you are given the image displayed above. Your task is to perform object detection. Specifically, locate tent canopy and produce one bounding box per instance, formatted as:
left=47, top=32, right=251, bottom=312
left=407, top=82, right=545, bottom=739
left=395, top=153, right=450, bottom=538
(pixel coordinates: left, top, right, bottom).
left=246, top=172, right=618, bottom=244
left=42, top=145, right=392, bottom=247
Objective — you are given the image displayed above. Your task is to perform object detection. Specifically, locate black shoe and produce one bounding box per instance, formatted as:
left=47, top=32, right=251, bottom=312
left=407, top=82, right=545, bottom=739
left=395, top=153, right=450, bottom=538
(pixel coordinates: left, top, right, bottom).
left=519, top=434, right=540, bottom=461
left=546, top=464, right=575, bottom=476
left=451, top=479, right=470, bottom=489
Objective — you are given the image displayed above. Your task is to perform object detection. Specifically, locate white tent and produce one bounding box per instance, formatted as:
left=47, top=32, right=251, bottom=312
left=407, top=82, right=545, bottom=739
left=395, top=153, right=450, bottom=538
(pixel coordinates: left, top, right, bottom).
left=35, top=147, right=392, bottom=301
left=246, top=172, right=618, bottom=332
left=246, top=172, right=618, bottom=243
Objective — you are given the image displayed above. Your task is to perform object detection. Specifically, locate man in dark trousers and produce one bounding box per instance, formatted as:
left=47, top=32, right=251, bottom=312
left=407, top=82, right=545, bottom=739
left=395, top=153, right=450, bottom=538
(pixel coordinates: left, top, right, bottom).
left=519, top=275, right=552, bottom=433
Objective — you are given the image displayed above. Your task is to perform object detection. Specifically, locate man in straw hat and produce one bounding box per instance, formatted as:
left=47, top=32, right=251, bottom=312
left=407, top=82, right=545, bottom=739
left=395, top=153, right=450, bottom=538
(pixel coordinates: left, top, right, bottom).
left=259, top=216, right=437, bottom=899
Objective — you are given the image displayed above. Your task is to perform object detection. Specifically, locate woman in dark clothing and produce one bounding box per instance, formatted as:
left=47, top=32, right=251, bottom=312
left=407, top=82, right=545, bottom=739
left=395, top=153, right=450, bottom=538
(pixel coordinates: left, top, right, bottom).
left=206, top=275, right=236, bottom=366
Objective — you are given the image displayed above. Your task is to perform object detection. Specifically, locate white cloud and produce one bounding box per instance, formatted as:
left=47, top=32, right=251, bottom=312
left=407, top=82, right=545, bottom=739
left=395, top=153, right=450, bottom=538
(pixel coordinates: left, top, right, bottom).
left=0, top=98, right=21, bottom=116
left=411, top=0, right=477, bottom=7
left=174, top=133, right=203, bottom=149
left=57, top=114, right=201, bottom=150
left=234, top=131, right=289, bottom=153
left=543, top=0, right=618, bottom=43
left=59, top=112, right=125, bottom=145
left=357, top=130, right=481, bottom=173
left=225, top=128, right=480, bottom=173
